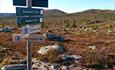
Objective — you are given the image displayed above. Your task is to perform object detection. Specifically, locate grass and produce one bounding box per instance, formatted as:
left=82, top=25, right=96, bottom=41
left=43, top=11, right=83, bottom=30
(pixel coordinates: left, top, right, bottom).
left=0, top=10, right=115, bottom=67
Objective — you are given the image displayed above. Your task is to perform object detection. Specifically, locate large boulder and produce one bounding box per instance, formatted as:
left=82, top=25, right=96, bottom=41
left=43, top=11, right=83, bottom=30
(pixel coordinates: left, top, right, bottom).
left=37, top=44, right=65, bottom=54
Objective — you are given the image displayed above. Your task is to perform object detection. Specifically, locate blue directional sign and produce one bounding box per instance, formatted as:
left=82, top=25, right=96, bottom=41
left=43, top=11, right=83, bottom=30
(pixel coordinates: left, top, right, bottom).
left=13, top=0, right=48, bottom=7
left=17, top=17, right=43, bottom=26
left=15, top=35, right=22, bottom=42
left=15, top=35, right=21, bottom=42
left=16, top=7, right=43, bottom=16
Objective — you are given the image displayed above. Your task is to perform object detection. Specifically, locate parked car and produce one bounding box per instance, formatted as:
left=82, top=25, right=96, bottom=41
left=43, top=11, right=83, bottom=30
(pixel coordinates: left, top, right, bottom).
left=1, top=64, right=27, bottom=70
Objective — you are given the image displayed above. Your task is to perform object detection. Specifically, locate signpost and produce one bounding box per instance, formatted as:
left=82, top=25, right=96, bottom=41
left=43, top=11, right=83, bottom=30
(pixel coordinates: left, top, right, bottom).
left=13, top=0, right=48, bottom=70
left=13, top=0, right=48, bottom=7
left=17, top=17, right=43, bottom=26
left=16, top=7, right=43, bottom=16
left=27, top=0, right=32, bottom=70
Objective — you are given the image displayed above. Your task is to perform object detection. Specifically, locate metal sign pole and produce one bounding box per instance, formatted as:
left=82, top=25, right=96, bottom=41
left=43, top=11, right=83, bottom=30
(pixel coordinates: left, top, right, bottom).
left=28, top=0, right=32, bottom=8
left=27, top=41, right=32, bottom=70
left=27, top=0, right=32, bottom=70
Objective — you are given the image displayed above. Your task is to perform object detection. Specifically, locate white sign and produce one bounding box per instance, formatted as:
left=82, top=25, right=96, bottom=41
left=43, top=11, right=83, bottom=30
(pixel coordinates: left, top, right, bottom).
left=21, top=25, right=41, bottom=35
left=29, top=24, right=41, bottom=34
left=26, top=34, right=45, bottom=43
left=12, top=34, right=22, bottom=42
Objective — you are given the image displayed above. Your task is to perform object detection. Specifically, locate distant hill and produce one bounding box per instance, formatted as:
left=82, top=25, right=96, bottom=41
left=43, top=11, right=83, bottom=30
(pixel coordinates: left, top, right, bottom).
left=78, top=9, right=115, bottom=13
left=0, top=9, right=115, bottom=20
left=44, top=9, right=67, bottom=16
left=1, top=9, right=114, bottom=18
left=43, top=9, right=115, bottom=30
left=69, top=9, right=115, bottom=16
left=0, top=13, right=16, bottom=18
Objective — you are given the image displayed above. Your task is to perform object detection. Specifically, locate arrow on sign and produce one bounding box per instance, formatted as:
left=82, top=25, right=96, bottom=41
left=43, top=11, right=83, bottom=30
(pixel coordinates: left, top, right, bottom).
left=16, top=7, right=43, bottom=16
left=17, top=17, right=43, bottom=26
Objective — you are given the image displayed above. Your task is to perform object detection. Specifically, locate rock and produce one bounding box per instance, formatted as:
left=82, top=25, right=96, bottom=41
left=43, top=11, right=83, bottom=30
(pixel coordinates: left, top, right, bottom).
left=61, top=54, right=82, bottom=61
left=10, top=60, right=20, bottom=64
left=107, top=29, right=113, bottom=33
left=37, top=46, right=50, bottom=54
left=89, top=46, right=96, bottom=50
left=50, top=65, right=55, bottom=70
left=61, top=65, right=70, bottom=70
left=53, top=64, right=61, bottom=70
left=93, top=30, right=97, bottom=33
left=37, top=44, right=65, bottom=54
left=59, top=54, right=82, bottom=66
left=32, top=64, right=39, bottom=70
left=32, top=60, right=84, bottom=70
left=61, top=65, right=67, bottom=70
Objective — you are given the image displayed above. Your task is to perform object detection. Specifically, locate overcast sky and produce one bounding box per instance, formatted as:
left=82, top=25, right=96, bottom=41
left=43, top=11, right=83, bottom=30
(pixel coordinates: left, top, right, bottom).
left=0, top=0, right=115, bottom=13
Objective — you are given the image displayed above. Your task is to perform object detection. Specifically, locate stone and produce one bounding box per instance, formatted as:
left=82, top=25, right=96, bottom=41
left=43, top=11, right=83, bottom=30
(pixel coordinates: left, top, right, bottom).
left=61, top=54, right=82, bottom=61
left=89, top=46, right=96, bottom=50
left=37, top=44, right=65, bottom=54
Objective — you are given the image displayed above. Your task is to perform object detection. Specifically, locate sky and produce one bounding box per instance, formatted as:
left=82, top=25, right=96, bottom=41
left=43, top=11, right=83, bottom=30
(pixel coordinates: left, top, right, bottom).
left=0, top=0, right=115, bottom=13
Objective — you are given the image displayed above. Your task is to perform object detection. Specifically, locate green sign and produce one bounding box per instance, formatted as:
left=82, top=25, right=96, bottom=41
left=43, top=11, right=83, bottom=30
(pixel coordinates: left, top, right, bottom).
left=16, top=7, right=43, bottom=16
left=17, top=17, right=43, bottom=26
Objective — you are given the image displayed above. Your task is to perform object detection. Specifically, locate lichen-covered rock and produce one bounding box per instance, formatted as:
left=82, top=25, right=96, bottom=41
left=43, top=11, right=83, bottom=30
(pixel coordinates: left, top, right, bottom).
left=37, top=44, right=65, bottom=54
